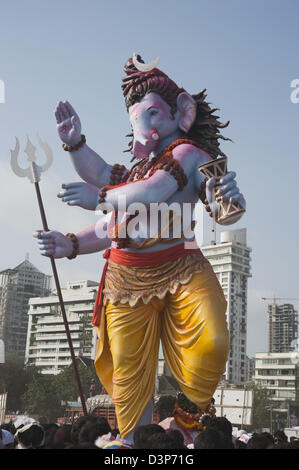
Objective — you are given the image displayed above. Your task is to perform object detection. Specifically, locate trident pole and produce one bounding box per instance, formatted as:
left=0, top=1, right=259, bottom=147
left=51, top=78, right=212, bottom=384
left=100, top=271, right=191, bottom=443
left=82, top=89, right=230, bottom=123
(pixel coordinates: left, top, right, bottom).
left=10, top=136, right=87, bottom=416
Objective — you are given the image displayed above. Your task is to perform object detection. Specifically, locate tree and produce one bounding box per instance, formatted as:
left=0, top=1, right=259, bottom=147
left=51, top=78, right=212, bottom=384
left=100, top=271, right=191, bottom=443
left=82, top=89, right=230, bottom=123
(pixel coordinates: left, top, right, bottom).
left=244, top=382, right=272, bottom=432
left=0, top=354, right=38, bottom=412
left=22, top=373, right=62, bottom=422
left=54, top=360, right=101, bottom=402
left=22, top=360, right=102, bottom=422
left=0, top=354, right=102, bottom=422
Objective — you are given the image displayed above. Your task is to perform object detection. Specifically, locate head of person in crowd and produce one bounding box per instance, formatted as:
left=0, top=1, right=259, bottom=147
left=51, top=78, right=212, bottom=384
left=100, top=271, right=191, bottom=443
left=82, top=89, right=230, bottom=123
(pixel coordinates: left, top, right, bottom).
left=70, top=415, right=95, bottom=444
left=165, top=429, right=186, bottom=449
left=246, top=432, right=274, bottom=449
left=288, top=438, right=299, bottom=449
left=274, top=430, right=287, bottom=445
left=156, top=395, right=176, bottom=422
left=271, top=441, right=290, bottom=449
left=260, top=432, right=275, bottom=446
left=206, top=416, right=233, bottom=441
left=15, top=422, right=45, bottom=449
left=133, top=424, right=165, bottom=449
left=0, top=428, right=15, bottom=449
left=194, top=428, right=234, bottom=449
left=43, top=423, right=59, bottom=449
left=78, top=416, right=111, bottom=445
left=52, top=424, right=72, bottom=449
left=145, top=432, right=183, bottom=449
left=200, top=414, right=213, bottom=428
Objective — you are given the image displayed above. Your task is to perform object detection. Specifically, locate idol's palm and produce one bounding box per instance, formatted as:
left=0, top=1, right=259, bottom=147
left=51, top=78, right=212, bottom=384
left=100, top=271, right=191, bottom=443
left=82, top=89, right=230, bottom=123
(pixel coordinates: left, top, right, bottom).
left=55, top=100, right=82, bottom=146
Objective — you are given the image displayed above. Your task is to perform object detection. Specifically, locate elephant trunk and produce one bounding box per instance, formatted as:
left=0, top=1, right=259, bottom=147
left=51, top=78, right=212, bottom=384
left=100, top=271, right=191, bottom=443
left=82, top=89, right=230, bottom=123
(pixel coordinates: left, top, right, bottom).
left=132, top=129, right=160, bottom=160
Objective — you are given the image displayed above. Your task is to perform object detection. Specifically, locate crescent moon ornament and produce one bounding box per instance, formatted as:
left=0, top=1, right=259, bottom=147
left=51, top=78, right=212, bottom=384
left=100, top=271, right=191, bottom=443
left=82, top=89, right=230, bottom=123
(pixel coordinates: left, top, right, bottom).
left=132, top=53, right=160, bottom=72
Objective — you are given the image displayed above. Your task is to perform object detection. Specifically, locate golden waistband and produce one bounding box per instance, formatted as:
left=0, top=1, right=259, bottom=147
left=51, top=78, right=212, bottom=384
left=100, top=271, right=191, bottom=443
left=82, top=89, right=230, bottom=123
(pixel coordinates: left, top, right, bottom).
left=103, top=251, right=210, bottom=307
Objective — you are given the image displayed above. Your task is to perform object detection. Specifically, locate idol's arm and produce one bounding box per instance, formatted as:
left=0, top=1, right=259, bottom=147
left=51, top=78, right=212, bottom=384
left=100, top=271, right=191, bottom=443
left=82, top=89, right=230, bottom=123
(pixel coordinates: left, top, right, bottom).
left=103, top=144, right=204, bottom=211
left=68, top=144, right=113, bottom=189
left=55, top=100, right=127, bottom=188
left=104, top=170, right=178, bottom=209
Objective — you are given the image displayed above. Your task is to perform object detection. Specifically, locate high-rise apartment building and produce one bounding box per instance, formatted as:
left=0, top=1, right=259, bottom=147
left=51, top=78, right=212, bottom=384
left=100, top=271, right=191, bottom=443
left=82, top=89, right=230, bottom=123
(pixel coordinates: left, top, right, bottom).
left=25, top=280, right=99, bottom=375
left=201, top=228, right=252, bottom=385
left=0, top=257, right=51, bottom=360
left=268, top=303, right=298, bottom=353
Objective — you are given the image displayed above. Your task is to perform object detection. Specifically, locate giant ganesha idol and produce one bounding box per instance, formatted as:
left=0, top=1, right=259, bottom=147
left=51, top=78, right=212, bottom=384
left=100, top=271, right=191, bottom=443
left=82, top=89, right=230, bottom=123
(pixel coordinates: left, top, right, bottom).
left=34, top=54, right=246, bottom=441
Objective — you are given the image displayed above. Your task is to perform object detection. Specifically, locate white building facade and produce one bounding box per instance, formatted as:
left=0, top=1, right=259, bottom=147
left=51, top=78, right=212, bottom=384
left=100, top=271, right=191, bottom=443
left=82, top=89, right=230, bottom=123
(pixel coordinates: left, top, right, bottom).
left=25, top=280, right=99, bottom=375
left=201, top=229, right=252, bottom=385
left=254, top=352, right=299, bottom=427
left=254, top=352, right=299, bottom=406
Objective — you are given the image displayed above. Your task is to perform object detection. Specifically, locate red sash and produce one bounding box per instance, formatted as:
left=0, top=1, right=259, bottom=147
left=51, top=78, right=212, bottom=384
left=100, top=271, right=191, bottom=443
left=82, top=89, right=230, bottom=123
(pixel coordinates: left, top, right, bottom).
left=92, top=243, right=202, bottom=326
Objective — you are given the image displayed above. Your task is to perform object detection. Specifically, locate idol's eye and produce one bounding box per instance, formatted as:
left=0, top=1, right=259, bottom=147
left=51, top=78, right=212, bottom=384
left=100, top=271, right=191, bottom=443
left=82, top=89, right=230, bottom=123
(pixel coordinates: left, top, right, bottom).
left=149, top=108, right=159, bottom=116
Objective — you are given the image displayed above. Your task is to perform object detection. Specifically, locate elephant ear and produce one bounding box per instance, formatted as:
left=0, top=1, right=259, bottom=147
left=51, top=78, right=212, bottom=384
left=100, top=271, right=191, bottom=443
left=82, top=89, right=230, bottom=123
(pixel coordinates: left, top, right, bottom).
left=176, top=92, right=197, bottom=133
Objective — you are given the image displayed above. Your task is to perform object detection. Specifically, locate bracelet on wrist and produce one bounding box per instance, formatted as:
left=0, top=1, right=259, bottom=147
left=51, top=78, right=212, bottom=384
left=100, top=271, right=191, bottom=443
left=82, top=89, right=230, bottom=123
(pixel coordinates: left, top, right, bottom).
left=65, top=233, right=79, bottom=259
left=98, top=186, right=108, bottom=205
left=62, top=134, right=86, bottom=152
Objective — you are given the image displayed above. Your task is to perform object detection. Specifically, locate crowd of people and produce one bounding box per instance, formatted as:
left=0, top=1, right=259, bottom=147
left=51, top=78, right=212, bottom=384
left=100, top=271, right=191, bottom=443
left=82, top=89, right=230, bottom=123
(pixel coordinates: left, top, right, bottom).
left=0, top=394, right=298, bottom=450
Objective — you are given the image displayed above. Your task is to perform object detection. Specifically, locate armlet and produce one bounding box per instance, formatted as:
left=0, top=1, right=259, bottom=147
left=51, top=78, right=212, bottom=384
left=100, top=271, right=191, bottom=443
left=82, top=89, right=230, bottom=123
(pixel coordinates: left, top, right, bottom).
left=109, top=163, right=128, bottom=186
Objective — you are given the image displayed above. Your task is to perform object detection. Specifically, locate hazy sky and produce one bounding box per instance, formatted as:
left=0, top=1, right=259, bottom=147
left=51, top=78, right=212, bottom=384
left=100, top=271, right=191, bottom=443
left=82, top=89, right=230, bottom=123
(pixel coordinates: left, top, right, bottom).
left=0, top=0, right=298, bottom=358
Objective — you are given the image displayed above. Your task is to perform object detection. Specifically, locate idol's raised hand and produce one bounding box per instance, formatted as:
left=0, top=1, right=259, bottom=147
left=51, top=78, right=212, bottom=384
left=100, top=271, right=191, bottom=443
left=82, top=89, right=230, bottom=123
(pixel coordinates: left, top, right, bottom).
left=33, top=230, right=73, bottom=258
left=55, top=100, right=82, bottom=147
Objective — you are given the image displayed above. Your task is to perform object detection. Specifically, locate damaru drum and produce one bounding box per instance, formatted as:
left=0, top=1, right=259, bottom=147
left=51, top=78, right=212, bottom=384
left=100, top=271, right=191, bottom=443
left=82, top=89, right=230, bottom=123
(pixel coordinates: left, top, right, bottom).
left=198, top=156, right=245, bottom=224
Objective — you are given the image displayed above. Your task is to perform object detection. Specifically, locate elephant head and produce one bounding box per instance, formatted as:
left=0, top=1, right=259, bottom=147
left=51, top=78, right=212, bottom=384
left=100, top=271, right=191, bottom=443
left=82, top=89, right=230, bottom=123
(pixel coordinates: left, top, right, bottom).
left=122, top=54, right=230, bottom=161
left=122, top=54, right=197, bottom=160
left=129, top=91, right=197, bottom=159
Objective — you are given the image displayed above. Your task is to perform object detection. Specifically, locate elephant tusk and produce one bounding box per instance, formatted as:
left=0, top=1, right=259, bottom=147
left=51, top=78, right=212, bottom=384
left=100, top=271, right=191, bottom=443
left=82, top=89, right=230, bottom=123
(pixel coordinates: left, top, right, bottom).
left=132, top=53, right=160, bottom=72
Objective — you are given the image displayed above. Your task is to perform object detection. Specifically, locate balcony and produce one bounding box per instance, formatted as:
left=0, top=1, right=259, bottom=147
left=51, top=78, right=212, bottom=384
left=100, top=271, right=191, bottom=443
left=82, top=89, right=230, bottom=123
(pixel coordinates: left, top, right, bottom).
left=35, top=324, right=82, bottom=333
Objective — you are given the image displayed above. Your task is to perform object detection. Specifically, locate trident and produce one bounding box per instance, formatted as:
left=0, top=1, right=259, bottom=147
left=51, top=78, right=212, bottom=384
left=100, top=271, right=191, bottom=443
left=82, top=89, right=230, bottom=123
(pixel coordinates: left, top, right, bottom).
left=10, top=136, right=87, bottom=416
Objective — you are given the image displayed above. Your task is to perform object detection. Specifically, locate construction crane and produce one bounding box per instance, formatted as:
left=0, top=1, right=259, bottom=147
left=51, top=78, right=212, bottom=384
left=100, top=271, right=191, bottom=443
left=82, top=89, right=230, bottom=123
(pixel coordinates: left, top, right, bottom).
left=261, top=296, right=299, bottom=306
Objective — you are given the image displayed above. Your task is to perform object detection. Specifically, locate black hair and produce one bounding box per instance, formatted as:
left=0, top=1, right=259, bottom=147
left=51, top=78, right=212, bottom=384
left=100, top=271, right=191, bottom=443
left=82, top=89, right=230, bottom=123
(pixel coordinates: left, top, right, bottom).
left=247, top=432, right=274, bottom=449
left=133, top=424, right=165, bottom=449
left=194, top=428, right=234, bottom=449
left=206, top=416, right=233, bottom=439
left=146, top=432, right=182, bottom=449
left=156, top=395, right=176, bottom=421
left=78, top=416, right=111, bottom=444
left=165, top=429, right=186, bottom=449
left=274, top=430, right=287, bottom=442
left=70, top=415, right=95, bottom=444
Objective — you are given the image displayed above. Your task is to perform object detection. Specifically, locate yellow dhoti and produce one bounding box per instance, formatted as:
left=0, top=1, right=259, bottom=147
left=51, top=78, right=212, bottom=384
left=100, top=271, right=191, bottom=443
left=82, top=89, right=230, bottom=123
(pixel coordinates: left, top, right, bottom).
left=93, top=250, right=229, bottom=438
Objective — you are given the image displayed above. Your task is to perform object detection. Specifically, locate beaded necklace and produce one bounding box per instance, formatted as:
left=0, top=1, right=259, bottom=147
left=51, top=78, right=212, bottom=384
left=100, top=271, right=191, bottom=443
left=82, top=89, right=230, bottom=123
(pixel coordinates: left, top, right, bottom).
left=110, top=138, right=204, bottom=248
left=125, top=138, right=202, bottom=183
